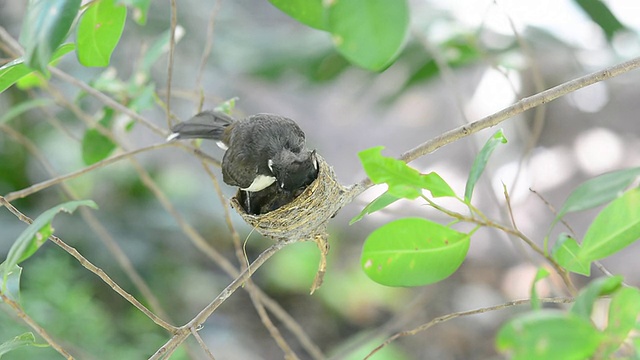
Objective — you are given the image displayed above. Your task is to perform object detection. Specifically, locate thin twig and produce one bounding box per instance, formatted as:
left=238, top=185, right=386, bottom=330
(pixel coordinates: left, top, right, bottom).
left=364, top=297, right=574, bottom=359
left=3, top=143, right=171, bottom=202
left=1, top=124, right=172, bottom=323
left=149, top=241, right=291, bottom=359
left=0, top=197, right=177, bottom=332
left=190, top=327, right=216, bottom=360
left=201, top=163, right=302, bottom=360
left=166, top=0, right=177, bottom=128
left=0, top=293, right=74, bottom=359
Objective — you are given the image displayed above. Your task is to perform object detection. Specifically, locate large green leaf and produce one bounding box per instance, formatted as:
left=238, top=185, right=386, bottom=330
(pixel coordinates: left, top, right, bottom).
left=465, top=129, right=507, bottom=202
left=0, top=43, right=75, bottom=94
left=496, top=310, right=603, bottom=360
left=77, top=0, right=127, bottom=67
left=326, top=0, right=409, bottom=71
left=19, top=0, right=81, bottom=73
left=578, top=188, right=640, bottom=262
left=1, top=200, right=98, bottom=294
left=361, top=218, right=470, bottom=287
left=269, top=0, right=325, bottom=30
left=359, top=146, right=456, bottom=200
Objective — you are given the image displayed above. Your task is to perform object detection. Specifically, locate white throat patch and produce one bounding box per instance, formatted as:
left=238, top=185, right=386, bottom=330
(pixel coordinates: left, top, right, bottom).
left=241, top=175, right=276, bottom=192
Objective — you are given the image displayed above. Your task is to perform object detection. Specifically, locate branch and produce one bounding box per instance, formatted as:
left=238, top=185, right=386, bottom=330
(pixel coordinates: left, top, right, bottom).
left=348, top=55, right=640, bottom=197
left=0, top=293, right=74, bottom=359
left=364, top=297, right=574, bottom=359
left=0, top=197, right=177, bottom=333
left=149, top=241, right=291, bottom=359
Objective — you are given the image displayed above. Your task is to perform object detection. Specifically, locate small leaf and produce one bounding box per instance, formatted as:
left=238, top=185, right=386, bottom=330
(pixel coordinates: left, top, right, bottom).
left=118, top=0, right=150, bottom=25
left=350, top=191, right=401, bottom=225
left=82, top=108, right=117, bottom=165
left=551, top=234, right=591, bottom=275
left=269, top=0, right=325, bottom=30
left=602, top=287, right=640, bottom=357
left=326, top=0, right=409, bottom=71
left=361, top=218, right=470, bottom=287
left=139, top=27, right=184, bottom=75
left=578, top=188, right=640, bottom=262
left=556, top=166, right=640, bottom=219
left=77, top=0, right=127, bottom=67
left=0, top=332, right=44, bottom=358
left=19, top=0, right=81, bottom=73
left=1, top=200, right=98, bottom=293
left=496, top=310, right=602, bottom=360
left=465, top=129, right=507, bottom=202
left=358, top=147, right=456, bottom=200
left=571, top=276, right=623, bottom=320
left=0, top=264, right=22, bottom=303
left=0, top=43, right=75, bottom=94
left=530, top=267, right=550, bottom=310
left=574, top=0, right=626, bottom=41
left=213, top=97, right=239, bottom=115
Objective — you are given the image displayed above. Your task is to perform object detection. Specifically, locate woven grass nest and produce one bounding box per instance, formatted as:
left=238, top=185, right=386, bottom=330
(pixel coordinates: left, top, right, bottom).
left=229, top=153, right=348, bottom=293
left=230, top=153, right=348, bottom=241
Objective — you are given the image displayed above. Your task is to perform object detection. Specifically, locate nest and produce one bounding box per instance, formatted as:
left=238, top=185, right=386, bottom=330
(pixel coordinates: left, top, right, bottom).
left=229, top=153, right=349, bottom=293
left=230, top=153, right=347, bottom=241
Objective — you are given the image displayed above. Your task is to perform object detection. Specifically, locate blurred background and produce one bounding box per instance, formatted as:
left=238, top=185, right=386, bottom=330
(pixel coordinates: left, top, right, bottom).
left=1, top=0, right=640, bottom=359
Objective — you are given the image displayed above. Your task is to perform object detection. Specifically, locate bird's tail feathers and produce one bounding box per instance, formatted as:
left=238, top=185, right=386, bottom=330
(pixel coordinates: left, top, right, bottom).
left=168, top=111, right=235, bottom=141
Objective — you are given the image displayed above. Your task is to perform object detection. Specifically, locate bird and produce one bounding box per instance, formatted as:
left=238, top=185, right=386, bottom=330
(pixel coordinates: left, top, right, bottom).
left=168, top=111, right=318, bottom=212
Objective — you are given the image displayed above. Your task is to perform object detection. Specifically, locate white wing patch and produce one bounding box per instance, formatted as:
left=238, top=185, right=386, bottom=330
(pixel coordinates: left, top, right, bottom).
left=166, top=132, right=180, bottom=141
left=241, top=175, right=276, bottom=192
left=215, top=141, right=228, bottom=150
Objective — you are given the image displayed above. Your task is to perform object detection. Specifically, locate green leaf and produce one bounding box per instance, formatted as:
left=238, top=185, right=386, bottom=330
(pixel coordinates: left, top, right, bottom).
left=77, top=0, right=127, bottom=67
left=19, top=0, right=81, bottom=73
left=0, top=43, right=75, bottom=94
left=118, top=0, right=150, bottom=25
left=1, top=200, right=98, bottom=293
left=574, top=0, right=626, bottom=41
left=556, top=167, right=640, bottom=219
left=82, top=108, right=117, bottom=165
left=326, top=0, right=409, bottom=71
left=138, top=28, right=184, bottom=76
left=0, top=264, right=22, bottom=303
left=358, top=146, right=456, bottom=199
left=361, top=218, right=470, bottom=287
left=269, top=0, right=326, bottom=30
left=0, top=332, right=45, bottom=358
left=551, top=234, right=591, bottom=275
left=530, top=268, right=550, bottom=310
left=465, top=129, right=507, bottom=202
left=0, top=99, right=55, bottom=125
left=602, top=287, right=640, bottom=357
left=213, top=97, right=239, bottom=115
left=350, top=191, right=401, bottom=225
left=578, top=188, right=640, bottom=262
left=496, top=310, right=603, bottom=360
left=571, top=276, right=623, bottom=320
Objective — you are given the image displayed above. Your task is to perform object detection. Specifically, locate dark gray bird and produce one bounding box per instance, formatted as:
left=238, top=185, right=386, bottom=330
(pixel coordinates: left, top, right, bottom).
left=168, top=111, right=318, bottom=212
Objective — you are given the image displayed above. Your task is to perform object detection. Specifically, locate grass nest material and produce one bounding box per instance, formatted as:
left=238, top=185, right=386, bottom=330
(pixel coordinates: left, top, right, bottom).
left=229, top=153, right=349, bottom=293
left=230, top=153, right=347, bottom=241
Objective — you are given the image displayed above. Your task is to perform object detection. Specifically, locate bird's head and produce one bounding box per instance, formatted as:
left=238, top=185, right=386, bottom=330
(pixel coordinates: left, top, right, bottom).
left=269, top=149, right=318, bottom=192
